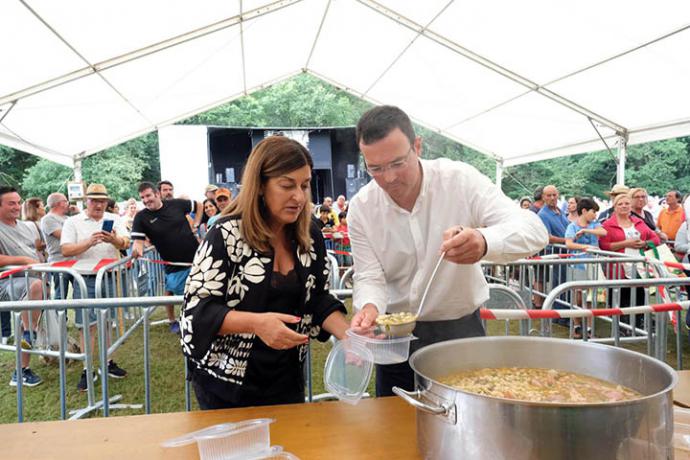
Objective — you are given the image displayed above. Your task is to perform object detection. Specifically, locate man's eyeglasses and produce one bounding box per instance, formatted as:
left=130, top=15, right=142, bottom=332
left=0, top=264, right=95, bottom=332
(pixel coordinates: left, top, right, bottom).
left=633, top=195, right=647, bottom=199
left=365, top=148, right=414, bottom=177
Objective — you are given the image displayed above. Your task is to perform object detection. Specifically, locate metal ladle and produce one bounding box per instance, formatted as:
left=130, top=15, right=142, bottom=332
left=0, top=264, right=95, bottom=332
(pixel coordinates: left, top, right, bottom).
left=414, top=250, right=446, bottom=319
left=376, top=251, right=446, bottom=337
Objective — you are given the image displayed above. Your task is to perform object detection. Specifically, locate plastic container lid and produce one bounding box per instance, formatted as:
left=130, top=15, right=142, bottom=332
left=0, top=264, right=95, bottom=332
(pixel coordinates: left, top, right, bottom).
left=323, top=339, right=374, bottom=405
left=161, top=418, right=277, bottom=460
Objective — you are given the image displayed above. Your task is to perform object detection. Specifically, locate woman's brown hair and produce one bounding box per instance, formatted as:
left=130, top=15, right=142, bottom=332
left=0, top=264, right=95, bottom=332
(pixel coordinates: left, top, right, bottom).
left=23, top=197, right=44, bottom=222
left=222, top=135, right=314, bottom=254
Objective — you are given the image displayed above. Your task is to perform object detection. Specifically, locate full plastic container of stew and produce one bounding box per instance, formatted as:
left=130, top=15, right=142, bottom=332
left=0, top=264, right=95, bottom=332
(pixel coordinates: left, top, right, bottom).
left=161, top=418, right=298, bottom=460
left=345, top=328, right=417, bottom=365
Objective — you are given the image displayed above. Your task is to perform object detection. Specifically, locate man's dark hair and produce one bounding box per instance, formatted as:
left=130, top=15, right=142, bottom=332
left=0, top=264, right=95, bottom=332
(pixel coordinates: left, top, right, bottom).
left=157, top=180, right=173, bottom=191
left=0, top=185, right=18, bottom=203
left=138, top=182, right=157, bottom=194
left=533, top=186, right=544, bottom=202
left=320, top=206, right=331, bottom=214
left=669, top=190, right=682, bottom=200
left=577, top=197, right=599, bottom=215
left=356, top=105, right=415, bottom=146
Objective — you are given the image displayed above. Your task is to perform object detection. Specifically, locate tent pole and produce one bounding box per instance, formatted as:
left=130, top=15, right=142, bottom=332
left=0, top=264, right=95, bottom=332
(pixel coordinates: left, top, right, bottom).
left=616, top=134, right=627, bottom=185
left=495, top=160, right=503, bottom=189
left=73, top=158, right=83, bottom=183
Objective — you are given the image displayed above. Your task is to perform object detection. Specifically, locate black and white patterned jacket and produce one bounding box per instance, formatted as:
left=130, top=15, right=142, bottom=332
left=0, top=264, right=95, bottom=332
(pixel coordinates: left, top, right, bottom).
left=180, top=216, right=345, bottom=387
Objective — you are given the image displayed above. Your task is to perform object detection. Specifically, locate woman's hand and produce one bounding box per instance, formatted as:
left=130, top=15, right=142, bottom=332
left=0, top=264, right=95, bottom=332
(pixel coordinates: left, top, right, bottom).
left=254, top=313, right=308, bottom=350
left=627, top=239, right=646, bottom=249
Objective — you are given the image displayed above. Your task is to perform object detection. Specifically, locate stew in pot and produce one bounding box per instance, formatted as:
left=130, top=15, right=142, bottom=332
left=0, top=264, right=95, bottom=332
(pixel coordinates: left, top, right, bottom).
left=439, top=367, right=641, bottom=403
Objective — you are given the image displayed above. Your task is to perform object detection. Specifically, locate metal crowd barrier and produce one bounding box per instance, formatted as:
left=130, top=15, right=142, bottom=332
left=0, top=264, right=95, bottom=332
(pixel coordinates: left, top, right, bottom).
left=541, top=277, right=690, bottom=369
left=0, top=265, right=98, bottom=421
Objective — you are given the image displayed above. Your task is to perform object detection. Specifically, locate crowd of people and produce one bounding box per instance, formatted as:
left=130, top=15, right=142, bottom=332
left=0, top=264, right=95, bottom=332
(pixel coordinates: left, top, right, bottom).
left=523, top=183, right=690, bottom=338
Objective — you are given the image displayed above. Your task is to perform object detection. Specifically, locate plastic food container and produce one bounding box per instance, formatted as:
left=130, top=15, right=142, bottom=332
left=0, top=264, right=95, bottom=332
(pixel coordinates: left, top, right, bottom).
left=323, top=339, right=374, bottom=405
left=345, top=328, right=417, bottom=365
left=161, top=419, right=299, bottom=460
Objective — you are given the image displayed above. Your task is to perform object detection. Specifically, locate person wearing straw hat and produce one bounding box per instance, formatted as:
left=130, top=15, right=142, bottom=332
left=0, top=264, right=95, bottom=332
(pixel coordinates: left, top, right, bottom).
left=597, top=184, right=630, bottom=224
left=348, top=106, right=548, bottom=397
left=61, top=183, right=130, bottom=391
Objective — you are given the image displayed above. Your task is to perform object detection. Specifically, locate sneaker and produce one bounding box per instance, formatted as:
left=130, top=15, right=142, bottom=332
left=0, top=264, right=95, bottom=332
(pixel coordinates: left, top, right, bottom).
left=107, top=360, right=127, bottom=379
left=77, top=369, right=98, bottom=392
left=9, top=368, right=43, bottom=387
left=1, top=336, right=8, bottom=345
left=20, top=330, right=34, bottom=350
left=573, top=326, right=583, bottom=340
left=169, top=321, right=180, bottom=335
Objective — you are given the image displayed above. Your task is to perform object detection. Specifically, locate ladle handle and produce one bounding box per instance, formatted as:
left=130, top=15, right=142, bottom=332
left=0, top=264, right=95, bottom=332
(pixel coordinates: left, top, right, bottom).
left=415, top=251, right=446, bottom=318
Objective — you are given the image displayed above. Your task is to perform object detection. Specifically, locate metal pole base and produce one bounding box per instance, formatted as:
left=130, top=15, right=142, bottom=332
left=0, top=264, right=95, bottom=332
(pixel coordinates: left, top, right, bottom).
left=67, top=395, right=142, bottom=420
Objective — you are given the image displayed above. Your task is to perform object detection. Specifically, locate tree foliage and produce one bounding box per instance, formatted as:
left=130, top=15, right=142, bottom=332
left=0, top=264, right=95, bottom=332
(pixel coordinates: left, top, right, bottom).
left=3, top=73, right=690, bottom=202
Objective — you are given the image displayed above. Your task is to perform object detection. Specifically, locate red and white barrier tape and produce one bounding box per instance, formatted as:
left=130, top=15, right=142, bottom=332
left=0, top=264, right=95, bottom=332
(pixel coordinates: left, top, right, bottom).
left=480, top=301, right=690, bottom=321
left=0, top=257, right=191, bottom=280
left=527, top=252, right=586, bottom=260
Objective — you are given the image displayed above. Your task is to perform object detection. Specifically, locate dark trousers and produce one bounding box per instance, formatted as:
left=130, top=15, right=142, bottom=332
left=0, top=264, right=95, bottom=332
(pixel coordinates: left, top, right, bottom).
left=192, top=379, right=304, bottom=410
left=375, top=309, right=486, bottom=397
left=609, top=286, right=646, bottom=330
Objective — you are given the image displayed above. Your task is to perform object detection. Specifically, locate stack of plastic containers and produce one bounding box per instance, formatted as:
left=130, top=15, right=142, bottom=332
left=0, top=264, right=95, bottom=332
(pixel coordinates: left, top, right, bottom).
left=161, top=418, right=299, bottom=459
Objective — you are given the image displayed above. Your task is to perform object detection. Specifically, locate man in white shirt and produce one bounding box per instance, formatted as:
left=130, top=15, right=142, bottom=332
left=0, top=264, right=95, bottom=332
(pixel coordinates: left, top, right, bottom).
left=348, top=106, right=548, bottom=396
left=61, top=184, right=129, bottom=391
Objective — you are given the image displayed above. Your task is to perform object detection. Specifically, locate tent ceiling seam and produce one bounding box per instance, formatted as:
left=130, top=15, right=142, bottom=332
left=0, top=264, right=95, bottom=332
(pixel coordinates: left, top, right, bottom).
left=304, top=68, right=501, bottom=161
left=77, top=69, right=303, bottom=159
left=1, top=0, right=303, bottom=106
left=0, top=101, right=16, bottom=124
left=0, top=125, right=72, bottom=159
left=542, top=24, right=690, bottom=88
left=304, top=0, right=333, bottom=69
left=423, top=29, right=628, bottom=134
left=21, top=1, right=155, bottom=128
left=357, top=0, right=627, bottom=134
left=240, top=0, right=248, bottom=95
left=359, top=0, right=455, bottom=97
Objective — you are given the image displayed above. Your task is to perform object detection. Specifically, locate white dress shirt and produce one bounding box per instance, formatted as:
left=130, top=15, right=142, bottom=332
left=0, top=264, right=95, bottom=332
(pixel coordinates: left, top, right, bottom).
left=348, top=158, right=548, bottom=321
left=60, top=211, right=127, bottom=274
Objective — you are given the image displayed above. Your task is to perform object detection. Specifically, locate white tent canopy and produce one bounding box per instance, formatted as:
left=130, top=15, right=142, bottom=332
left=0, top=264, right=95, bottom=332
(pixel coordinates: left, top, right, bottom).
left=2, top=0, right=690, bottom=175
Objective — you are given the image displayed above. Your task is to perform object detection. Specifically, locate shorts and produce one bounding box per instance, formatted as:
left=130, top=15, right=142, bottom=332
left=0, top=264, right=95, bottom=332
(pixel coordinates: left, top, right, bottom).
left=165, top=268, right=191, bottom=296
left=0, top=277, right=31, bottom=302
left=571, top=269, right=588, bottom=282
left=72, top=276, right=116, bottom=328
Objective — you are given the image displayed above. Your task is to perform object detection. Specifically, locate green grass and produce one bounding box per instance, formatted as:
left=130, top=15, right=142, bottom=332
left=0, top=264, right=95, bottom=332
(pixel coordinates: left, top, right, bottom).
left=1, top=306, right=687, bottom=424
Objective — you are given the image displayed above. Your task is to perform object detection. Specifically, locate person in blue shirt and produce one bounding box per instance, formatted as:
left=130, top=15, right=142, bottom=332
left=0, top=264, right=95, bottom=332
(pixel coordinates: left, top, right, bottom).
left=534, top=185, right=569, bottom=310
left=564, top=197, right=607, bottom=338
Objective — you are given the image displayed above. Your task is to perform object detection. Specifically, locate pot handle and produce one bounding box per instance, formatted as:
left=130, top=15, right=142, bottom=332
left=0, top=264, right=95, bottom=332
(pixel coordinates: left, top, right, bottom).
left=392, top=387, right=449, bottom=416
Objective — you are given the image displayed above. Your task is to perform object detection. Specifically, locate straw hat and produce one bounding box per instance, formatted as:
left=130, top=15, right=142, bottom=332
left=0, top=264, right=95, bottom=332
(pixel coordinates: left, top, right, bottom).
left=85, top=183, right=110, bottom=200
left=604, top=184, right=630, bottom=197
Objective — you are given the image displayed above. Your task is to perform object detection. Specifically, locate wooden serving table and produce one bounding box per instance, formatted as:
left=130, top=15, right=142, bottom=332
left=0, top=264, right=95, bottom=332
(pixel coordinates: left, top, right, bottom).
left=0, top=397, right=420, bottom=459
left=4, top=394, right=690, bottom=459
left=675, top=370, right=690, bottom=408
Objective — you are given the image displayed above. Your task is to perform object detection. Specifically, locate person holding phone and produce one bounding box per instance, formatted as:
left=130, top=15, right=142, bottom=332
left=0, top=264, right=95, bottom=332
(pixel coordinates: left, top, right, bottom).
left=60, top=184, right=130, bottom=391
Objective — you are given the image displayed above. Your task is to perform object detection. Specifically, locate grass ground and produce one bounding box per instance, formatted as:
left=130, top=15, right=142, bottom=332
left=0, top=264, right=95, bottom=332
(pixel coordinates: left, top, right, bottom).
left=0, top=305, right=687, bottom=424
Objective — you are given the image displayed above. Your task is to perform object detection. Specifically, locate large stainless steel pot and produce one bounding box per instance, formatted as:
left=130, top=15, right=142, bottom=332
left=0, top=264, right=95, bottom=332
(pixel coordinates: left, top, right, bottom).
left=394, top=336, right=676, bottom=460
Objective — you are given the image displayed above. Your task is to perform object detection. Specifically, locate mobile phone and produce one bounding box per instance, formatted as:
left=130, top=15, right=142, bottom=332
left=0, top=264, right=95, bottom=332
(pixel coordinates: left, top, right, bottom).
left=102, top=219, right=114, bottom=233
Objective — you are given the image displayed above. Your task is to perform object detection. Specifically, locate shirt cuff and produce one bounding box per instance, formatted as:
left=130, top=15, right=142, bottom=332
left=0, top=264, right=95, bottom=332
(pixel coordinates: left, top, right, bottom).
left=477, top=226, right=505, bottom=262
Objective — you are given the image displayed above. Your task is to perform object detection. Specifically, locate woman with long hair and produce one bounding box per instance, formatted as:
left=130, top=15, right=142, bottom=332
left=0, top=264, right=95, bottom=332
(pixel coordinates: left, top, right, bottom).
left=22, top=197, right=47, bottom=261
left=181, top=136, right=349, bottom=409
left=198, top=198, right=220, bottom=238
